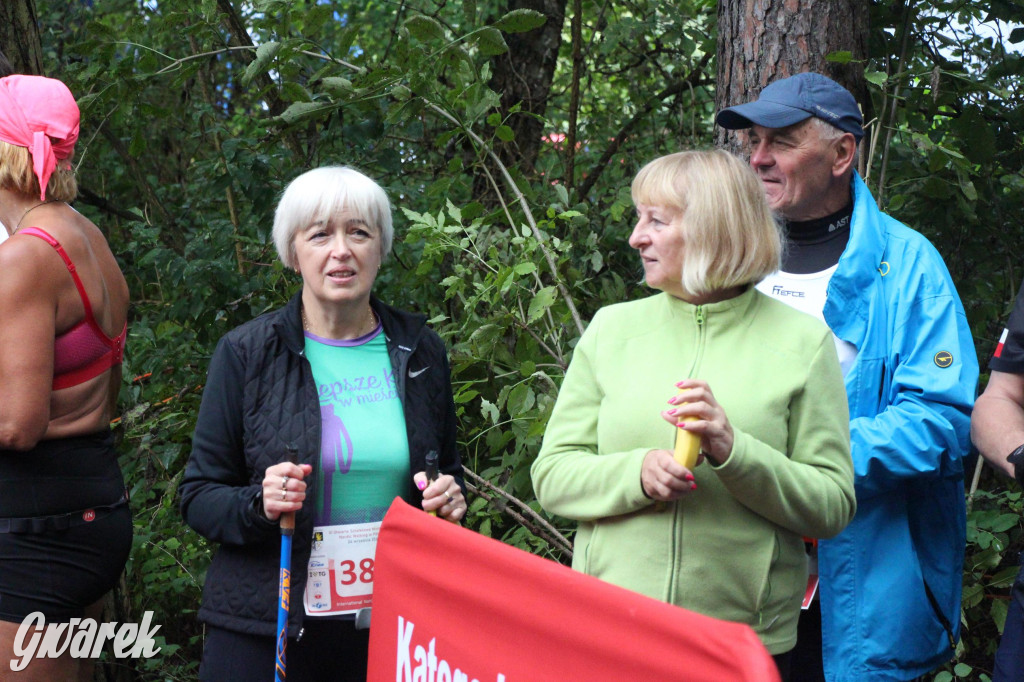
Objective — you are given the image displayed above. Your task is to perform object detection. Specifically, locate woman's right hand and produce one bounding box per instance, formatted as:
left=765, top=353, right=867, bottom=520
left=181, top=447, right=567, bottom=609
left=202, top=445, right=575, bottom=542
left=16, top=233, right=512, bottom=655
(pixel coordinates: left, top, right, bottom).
left=640, top=449, right=697, bottom=502
left=261, top=462, right=314, bottom=521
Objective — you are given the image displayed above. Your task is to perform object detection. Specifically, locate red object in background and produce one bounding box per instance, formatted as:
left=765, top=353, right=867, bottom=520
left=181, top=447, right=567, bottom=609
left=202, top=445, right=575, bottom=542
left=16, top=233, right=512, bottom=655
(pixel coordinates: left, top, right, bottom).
left=368, top=499, right=781, bottom=682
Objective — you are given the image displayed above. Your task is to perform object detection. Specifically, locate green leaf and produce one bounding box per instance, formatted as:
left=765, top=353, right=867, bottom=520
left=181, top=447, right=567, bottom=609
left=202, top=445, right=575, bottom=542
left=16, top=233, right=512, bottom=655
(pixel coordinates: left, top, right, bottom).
left=987, top=513, right=1020, bottom=533
left=527, top=286, right=557, bottom=323
left=865, top=70, right=888, bottom=87
left=475, top=27, right=508, bottom=57
left=454, top=389, right=480, bottom=404
left=495, top=125, right=514, bottom=142
left=958, top=175, right=978, bottom=202
left=274, top=101, right=333, bottom=125
left=405, top=15, right=445, bottom=42
left=463, top=0, right=477, bottom=27
left=953, top=663, right=973, bottom=677
left=242, top=41, right=281, bottom=87
left=990, top=598, right=1009, bottom=633
left=493, top=9, right=547, bottom=34
left=990, top=565, right=1020, bottom=589
left=554, top=183, right=569, bottom=207
left=825, top=51, right=853, bottom=64
left=513, top=262, right=537, bottom=276
left=480, top=398, right=499, bottom=425
left=446, top=199, right=462, bottom=224
left=320, top=77, right=353, bottom=96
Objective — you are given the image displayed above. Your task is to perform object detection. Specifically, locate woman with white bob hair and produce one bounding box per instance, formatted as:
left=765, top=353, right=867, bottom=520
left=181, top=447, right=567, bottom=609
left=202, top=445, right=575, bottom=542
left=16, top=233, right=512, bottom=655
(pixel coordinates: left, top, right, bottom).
left=531, top=149, right=856, bottom=681
left=182, top=166, right=464, bottom=681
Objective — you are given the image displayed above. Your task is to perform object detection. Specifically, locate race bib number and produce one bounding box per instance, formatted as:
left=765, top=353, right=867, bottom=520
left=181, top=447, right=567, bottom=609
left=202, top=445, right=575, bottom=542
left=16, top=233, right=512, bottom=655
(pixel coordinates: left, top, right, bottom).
left=304, top=521, right=380, bottom=616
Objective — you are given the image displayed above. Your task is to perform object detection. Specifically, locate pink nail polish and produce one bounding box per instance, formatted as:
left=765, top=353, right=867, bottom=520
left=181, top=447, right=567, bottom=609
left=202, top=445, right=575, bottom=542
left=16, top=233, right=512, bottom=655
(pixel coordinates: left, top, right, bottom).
left=691, top=483, right=698, bottom=491
left=416, top=479, right=426, bottom=490
left=684, top=473, right=694, bottom=482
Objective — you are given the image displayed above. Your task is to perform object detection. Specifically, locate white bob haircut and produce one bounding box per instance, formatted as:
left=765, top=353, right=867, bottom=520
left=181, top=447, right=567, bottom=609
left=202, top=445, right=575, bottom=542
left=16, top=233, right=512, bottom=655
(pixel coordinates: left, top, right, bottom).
left=273, top=166, right=394, bottom=269
left=631, top=149, right=782, bottom=298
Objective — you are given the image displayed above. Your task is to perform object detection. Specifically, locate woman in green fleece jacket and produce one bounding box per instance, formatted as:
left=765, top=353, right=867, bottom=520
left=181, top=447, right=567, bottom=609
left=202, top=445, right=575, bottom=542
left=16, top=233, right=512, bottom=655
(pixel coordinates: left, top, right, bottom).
left=531, top=149, right=855, bottom=680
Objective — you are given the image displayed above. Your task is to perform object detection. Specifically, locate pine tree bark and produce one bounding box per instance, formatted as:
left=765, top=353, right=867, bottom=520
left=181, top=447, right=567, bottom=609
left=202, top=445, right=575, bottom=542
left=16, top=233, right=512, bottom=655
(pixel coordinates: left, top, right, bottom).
left=488, top=0, right=567, bottom=174
left=715, top=0, right=869, bottom=154
left=0, top=0, right=44, bottom=75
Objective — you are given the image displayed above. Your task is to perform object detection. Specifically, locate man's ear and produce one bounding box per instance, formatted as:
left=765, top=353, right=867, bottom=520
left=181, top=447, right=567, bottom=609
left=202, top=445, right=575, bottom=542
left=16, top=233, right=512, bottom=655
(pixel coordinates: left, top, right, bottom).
left=833, top=133, right=858, bottom=177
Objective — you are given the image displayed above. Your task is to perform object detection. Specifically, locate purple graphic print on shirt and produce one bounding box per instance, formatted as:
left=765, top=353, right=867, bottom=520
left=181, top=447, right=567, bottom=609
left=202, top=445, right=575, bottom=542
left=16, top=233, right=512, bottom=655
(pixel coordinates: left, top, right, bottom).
left=319, top=402, right=354, bottom=521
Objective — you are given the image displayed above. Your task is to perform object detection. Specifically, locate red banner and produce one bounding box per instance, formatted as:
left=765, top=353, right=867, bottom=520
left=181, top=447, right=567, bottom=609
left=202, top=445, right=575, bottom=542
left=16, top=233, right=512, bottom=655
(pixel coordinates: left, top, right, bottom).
left=368, top=499, right=780, bottom=682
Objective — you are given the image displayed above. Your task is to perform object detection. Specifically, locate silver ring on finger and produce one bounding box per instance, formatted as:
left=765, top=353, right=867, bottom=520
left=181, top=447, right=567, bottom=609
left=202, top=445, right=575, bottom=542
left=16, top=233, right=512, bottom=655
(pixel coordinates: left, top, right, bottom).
left=280, top=475, right=289, bottom=489
left=444, top=491, right=453, bottom=504
left=280, top=490, right=287, bottom=501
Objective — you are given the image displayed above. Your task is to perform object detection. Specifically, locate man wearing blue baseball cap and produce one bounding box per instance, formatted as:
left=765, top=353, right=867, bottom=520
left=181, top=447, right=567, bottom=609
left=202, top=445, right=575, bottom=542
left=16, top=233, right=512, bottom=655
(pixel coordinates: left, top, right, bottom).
left=717, top=73, right=977, bottom=681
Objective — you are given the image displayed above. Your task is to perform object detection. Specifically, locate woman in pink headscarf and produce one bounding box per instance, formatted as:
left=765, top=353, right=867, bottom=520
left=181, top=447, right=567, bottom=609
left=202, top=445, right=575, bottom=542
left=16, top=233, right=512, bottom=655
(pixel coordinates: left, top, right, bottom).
left=0, top=75, right=132, bottom=680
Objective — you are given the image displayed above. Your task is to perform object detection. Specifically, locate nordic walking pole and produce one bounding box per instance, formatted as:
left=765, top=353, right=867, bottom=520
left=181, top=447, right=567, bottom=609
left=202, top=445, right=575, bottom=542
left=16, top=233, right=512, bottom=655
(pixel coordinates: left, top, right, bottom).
left=275, top=447, right=299, bottom=682
left=425, top=450, right=439, bottom=517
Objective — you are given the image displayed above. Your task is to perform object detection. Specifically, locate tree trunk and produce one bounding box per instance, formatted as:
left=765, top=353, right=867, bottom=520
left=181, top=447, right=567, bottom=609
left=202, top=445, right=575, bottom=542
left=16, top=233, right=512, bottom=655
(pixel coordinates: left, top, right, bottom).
left=0, top=0, right=44, bottom=75
left=714, top=0, right=869, bottom=155
left=487, top=0, right=567, bottom=175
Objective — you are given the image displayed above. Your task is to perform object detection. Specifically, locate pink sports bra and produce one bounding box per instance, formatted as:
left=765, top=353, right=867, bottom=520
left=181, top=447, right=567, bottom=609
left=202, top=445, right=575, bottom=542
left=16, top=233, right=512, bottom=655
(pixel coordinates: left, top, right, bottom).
left=19, top=227, right=127, bottom=390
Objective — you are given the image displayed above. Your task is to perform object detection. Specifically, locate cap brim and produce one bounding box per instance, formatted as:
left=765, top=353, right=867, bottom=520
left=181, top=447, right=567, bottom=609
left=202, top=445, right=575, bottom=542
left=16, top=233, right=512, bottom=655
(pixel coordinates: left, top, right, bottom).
left=716, top=100, right=812, bottom=131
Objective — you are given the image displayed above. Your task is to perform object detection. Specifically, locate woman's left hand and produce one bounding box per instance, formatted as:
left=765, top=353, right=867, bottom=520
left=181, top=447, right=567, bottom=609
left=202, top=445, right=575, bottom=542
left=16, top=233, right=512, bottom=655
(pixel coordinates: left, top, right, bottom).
left=414, top=472, right=466, bottom=524
left=663, top=379, right=734, bottom=466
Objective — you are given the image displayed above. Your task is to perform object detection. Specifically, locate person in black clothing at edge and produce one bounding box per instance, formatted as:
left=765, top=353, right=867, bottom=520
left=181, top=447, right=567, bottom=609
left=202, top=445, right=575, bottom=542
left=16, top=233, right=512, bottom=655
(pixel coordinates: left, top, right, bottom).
left=181, top=166, right=465, bottom=681
left=972, top=277, right=1024, bottom=682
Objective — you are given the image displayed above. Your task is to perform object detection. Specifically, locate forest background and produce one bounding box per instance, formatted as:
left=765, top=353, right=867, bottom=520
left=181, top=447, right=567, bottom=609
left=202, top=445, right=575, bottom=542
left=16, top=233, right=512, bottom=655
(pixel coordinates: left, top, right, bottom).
left=2, top=0, right=1023, bottom=680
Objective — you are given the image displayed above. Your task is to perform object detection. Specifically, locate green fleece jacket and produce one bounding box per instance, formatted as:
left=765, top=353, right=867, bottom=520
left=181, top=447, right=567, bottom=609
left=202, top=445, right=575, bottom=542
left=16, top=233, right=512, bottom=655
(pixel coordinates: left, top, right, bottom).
left=532, top=287, right=855, bottom=654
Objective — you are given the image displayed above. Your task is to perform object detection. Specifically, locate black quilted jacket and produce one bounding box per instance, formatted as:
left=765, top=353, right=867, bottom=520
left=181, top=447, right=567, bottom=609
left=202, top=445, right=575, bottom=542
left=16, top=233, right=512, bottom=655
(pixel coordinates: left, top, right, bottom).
left=180, top=291, right=462, bottom=637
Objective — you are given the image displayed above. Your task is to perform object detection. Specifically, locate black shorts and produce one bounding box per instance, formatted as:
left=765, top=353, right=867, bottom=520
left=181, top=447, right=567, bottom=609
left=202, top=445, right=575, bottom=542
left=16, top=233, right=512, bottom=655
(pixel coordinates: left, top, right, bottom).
left=0, top=431, right=133, bottom=623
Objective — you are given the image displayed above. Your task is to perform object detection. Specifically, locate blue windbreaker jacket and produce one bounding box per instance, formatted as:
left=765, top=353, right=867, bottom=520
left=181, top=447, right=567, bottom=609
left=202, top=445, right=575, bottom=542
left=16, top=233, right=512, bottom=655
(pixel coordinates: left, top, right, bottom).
left=818, top=174, right=978, bottom=681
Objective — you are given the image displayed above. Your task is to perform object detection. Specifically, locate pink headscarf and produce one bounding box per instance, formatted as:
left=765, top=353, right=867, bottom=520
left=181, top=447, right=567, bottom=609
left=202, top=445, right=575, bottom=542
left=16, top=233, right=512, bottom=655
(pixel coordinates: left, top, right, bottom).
left=0, top=75, right=80, bottom=200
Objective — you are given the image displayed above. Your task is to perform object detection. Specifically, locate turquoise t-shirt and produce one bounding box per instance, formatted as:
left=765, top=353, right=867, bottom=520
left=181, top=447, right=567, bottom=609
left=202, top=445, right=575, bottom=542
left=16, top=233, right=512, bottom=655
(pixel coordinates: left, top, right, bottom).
left=304, top=325, right=410, bottom=526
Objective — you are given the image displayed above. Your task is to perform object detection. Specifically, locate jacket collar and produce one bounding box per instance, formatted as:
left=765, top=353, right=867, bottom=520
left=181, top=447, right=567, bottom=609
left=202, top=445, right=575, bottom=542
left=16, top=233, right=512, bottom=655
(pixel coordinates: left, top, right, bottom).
left=823, top=172, right=886, bottom=341
left=662, top=285, right=760, bottom=324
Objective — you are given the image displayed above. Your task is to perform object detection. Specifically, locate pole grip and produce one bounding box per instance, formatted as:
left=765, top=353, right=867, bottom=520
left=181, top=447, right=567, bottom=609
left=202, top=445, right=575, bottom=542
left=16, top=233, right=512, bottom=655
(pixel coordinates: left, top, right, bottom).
left=425, top=450, right=439, bottom=517
left=280, top=446, right=299, bottom=535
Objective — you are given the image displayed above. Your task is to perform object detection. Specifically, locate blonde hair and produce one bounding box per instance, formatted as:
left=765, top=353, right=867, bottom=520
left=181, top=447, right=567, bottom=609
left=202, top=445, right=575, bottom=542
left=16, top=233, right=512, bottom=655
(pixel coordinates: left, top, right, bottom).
left=631, top=149, right=781, bottom=298
left=0, top=140, right=78, bottom=202
left=273, top=166, right=393, bottom=269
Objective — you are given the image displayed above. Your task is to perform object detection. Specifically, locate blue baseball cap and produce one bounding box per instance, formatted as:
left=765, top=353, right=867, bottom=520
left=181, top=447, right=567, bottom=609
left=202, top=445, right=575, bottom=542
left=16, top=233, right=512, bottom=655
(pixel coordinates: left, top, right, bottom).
left=716, top=72, right=864, bottom=141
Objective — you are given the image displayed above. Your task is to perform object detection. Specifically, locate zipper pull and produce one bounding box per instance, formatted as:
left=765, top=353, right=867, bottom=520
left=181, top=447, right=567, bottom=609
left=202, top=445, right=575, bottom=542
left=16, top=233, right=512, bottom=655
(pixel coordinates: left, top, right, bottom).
left=695, top=305, right=705, bottom=326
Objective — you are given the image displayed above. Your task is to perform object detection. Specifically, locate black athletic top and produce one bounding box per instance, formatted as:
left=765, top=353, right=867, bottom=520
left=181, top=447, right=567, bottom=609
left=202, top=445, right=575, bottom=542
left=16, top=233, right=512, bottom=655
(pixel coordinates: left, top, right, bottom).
left=990, top=278, right=1024, bottom=374
left=780, top=199, right=854, bottom=275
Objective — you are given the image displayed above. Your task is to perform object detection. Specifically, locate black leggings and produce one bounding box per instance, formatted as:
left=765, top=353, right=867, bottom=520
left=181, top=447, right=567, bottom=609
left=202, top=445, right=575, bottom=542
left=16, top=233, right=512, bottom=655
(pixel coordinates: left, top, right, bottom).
left=199, top=619, right=369, bottom=682
left=0, top=432, right=132, bottom=623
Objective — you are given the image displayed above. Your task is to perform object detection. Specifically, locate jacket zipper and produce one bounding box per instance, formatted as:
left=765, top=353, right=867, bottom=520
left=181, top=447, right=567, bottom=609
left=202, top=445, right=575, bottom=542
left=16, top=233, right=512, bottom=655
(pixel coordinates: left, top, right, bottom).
left=667, top=304, right=705, bottom=601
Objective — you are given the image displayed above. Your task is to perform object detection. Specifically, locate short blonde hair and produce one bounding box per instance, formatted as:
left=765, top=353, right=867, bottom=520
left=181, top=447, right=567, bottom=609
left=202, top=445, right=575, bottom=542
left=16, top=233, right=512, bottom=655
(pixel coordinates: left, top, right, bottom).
left=631, top=149, right=781, bottom=298
left=0, top=140, right=78, bottom=202
left=272, top=166, right=393, bottom=269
